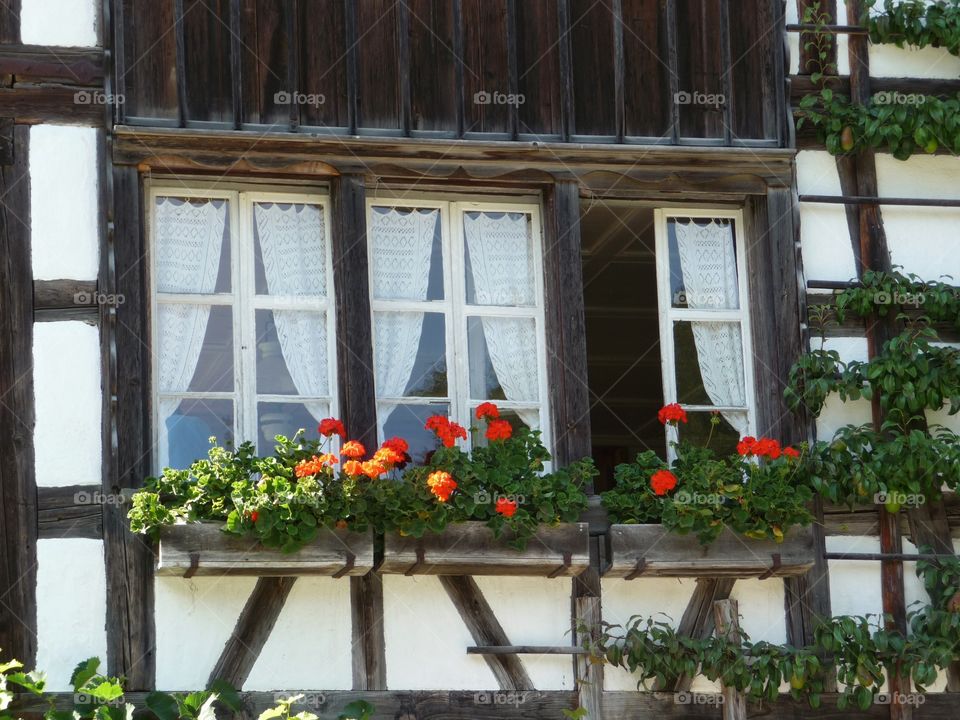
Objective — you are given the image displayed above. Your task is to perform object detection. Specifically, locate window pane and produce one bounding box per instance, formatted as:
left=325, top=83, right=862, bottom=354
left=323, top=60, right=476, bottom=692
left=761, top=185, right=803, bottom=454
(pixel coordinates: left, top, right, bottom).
left=155, top=197, right=231, bottom=294
left=374, top=311, right=447, bottom=398
left=256, top=309, right=329, bottom=397
left=677, top=411, right=746, bottom=456
left=258, top=401, right=327, bottom=451
left=253, top=202, right=327, bottom=297
left=463, top=211, right=536, bottom=307
left=467, top=316, right=538, bottom=401
left=160, top=398, right=233, bottom=470
left=157, top=304, right=234, bottom=393
left=369, top=206, right=443, bottom=301
left=379, top=403, right=450, bottom=464
left=673, top=321, right=746, bottom=407
left=667, top=217, right=739, bottom=309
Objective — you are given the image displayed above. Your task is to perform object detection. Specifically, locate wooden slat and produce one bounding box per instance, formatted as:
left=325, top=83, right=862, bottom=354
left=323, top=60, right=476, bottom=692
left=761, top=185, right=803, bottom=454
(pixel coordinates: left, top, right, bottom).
left=440, top=576, right=535, bottom=691
left=605, top=524, right=816, bottom=578
left=0, top=45, right=103, bottom=85
left=714, top=599, right=746, bottom=720
left=668, top=578, right=735, bottom=692
left=350, top=572, right=386, bottom=690
left=557, top=0, right=574, bottom=140
left=572, top=535, right=602, bottom=719
left=208, top=577, right=296, bottom=688
left=505, top=0, right=519, bottom=139
left=174, top=0, right=188, bottom=127
left=37, top=485, right=103, bottom=540
left=0, top=85, right=105, bottom=125
left=229, top=0, right=242, bottom=128
left=468, top=645, right=587, bottom=655
left=157, top=524, right=373, bottom=577
left=33, top=279, right=98, bottom=307
left=0, top=124, right=37, bottom=666
left=379, top=522, right=589, bottom=577
left=0, top=0, right=20, bottom=44
left=344, top=0, right=359, bottom=134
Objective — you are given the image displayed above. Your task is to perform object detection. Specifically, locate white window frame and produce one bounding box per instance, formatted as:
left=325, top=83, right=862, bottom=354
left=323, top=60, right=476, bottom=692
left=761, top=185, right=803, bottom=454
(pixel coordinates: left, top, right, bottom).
left=366, top=195, right=552, bottom=451
left=146, top=182, right=337, bottom=472
left=653, top=208, right=756, bottom=457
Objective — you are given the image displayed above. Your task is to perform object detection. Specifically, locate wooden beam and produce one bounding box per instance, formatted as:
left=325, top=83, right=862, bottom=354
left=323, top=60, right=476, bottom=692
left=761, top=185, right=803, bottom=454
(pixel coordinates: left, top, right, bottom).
left=208, top=577, right=297, bottom=688
left=350, top=573, right=386, bottom=690
left=668, top=579, right=735, bottom=692
left=439, top=576, right=535, bottom=691
left=0, top=85, right=105, bottom=125
left=37, top=485, right=103, bottom=540
left=791, top=74, right=960, bottom=100
left=0, top=45, right=103, bottom=85
left=714, top=600, right=746, bottom=720
left=572, top=536, right=602, bottom=718
left=0, top=124, right=37, bottom=666
left=0, top=0, right=20, bottom=44
left=32, top=278, right=100, bottom=323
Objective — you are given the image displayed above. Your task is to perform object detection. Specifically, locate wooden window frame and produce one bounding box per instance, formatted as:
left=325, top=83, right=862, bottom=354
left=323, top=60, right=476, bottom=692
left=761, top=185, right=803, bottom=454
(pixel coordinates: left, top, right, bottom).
left=365, top=194, right=552, bottom=451
left=145, top=181, right=338, bottom=471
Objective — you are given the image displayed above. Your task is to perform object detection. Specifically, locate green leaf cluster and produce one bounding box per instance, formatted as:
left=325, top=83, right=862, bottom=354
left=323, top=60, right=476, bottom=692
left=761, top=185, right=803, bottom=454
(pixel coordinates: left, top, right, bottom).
left=865, top=0, right=960, bottom=56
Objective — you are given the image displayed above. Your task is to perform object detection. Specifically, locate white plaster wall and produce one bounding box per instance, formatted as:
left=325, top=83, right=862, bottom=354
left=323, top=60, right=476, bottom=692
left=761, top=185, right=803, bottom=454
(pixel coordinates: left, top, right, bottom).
left=21, top=0, right=98, bottom=47
left=36, top=539, right=107, bottom=690
left=869, top=45, right=960, bottom=80
left=33, top=322, right=102, bottom=487
left=30, top=125, right=99, bottom=282
left=154, top=577, right=255, bottom=689
left=796, top=151, right=858, bottom=283
left=246, top=578, right=353, bottom=691
left=826, top=536, right=884, bottom=619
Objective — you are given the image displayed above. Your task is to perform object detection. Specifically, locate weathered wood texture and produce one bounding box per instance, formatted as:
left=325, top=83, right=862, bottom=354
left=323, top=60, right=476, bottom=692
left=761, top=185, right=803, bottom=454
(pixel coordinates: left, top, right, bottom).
left=156, top=523, right=373, bottom=577
left=33, top=279, right=99, bottom=323
left=0, top=0, right=19, bottom=44
left=667, top=578, right=735, bottom=692
left=0, top=45, right=104, bottom=85
left=572, top=535, right=603, bottom=716
left=379, top=522, right=590, bottom=577
left=0, top=86, right=105, bottom=125
left=0, top=124, right=37, bottom=666
left=605, top=524, right=815, bottom=578
left=439, top=575, right=535, bottom=691
left=714, top=599, right=747, bottom=720
left=37, top=485, right=104, bottom=539
left=207, top=577, right=296, bottom=688
left=350, top=572, right=386, bottom=691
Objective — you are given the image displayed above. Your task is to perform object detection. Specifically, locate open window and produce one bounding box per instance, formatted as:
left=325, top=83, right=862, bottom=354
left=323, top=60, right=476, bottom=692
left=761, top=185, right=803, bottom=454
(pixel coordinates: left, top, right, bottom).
left=582, top=203, right=755, bottom=490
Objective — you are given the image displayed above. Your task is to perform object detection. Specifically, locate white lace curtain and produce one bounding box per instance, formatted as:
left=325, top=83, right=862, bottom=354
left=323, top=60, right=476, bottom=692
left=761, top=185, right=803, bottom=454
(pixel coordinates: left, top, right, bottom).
left=463, top=212, right=540, bottom=429
left=370, top=207, right=440, bottom=438
left=155, top=197, right=227, bottom=468
left=254, top=203, right=329, bottom=423
left=673, top=219, right=747, bottom=435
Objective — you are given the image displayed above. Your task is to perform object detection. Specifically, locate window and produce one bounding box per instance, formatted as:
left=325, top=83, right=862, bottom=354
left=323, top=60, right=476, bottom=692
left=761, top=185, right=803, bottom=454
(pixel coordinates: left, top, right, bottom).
left=148, top=186, right=336, bottom=470
left=366, top=198, right=549, bottom=464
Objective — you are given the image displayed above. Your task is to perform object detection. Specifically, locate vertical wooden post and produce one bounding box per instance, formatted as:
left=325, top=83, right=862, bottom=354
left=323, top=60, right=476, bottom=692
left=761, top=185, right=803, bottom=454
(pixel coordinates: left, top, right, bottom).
left=713, top=599, right=746, bottom=720
left=0, top=124, right=37, bottom=667
left=350, top=572, right=386, bottom=690
left=572, top=537, right=602, bottom=719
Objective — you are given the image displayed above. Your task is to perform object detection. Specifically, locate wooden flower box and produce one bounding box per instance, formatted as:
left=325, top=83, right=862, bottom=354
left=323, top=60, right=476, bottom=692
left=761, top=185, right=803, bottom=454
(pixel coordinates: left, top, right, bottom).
left=378, top=521, right=590, bottom=577
left=604, top=524, right=816, bottom=579
left=156, top=522, right=374, bottom=578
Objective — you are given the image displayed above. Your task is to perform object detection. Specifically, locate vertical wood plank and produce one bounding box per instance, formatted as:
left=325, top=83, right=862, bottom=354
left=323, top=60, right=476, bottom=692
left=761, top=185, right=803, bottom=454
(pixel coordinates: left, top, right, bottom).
left=350, top=573, right=386, bottom=690
left=714, top=600, right=746, bottom=720
left=407, top=0, right=457, bottom=133
left=665, top=0, right=680, bottom=143
left=572, top=536, right=601, bottom=717
left=397, top=0, right=411, bottom=136
left=557, top=0, right=574, bottom=140
left=0, top=0, right=20, bottom=43
left=718, top=0, right=732, bottom=145
left=453, top=0, right=465, bottom=137
left=344, top=0, right=359, bottom=134
left=299, top=0, right=349, bottom=129
left=174, top=0, right=188, bottom=126
left=505, top=0, right=519, bottom=139
left=0, top=124, right=37, bottom=667
left=621, top=0, right=669, bottom=138
left=285, top=0, right=300, bottom=131
left=515, top=0, right=562, bottom=137
left=612, top=0, right=625, bottom=142
left=230, top=0, right=242, bottom=128
left=569, top=0, right=616, bottom=137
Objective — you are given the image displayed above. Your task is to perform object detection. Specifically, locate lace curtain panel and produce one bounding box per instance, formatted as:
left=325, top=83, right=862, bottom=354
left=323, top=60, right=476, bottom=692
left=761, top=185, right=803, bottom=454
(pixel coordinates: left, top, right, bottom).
left=370, top=208, right=441, bottom=436
left=463, top=211, right=540, bottom=428
left=155, top=197, right=227, bottom=468
left=673, top=219, right=747, bottom=435
left=254, top=202, right=329, bottom=422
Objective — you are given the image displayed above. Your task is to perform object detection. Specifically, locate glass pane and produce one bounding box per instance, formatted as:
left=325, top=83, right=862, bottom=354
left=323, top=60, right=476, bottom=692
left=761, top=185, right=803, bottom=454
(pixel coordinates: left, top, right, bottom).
left=374, top=311, right=446, bottom=398
left=677, top=411, right=746, bottom=457
left=673, top=321, right=746, bottom=407
left=155, top=197, right=231, bottom=294
left=161, top=398, right=233, bottom=470
left=467, top=316, right=538, bottom=401
left=157, top=304, right=234, bottom=393
left=667, top=217, right=739, bottom=309
left=256, top=309, right=329, bottom=397
left=463, top=211, right=536, bottom=307
left=472, top=406, right=540, bottom=448
left=258, top=401, right=327, bottom=451
left=253, top=202, right=327, bottom=297
left=379, top=403, right=450, bottom=464
left=369, top=206, right=443, bottom=301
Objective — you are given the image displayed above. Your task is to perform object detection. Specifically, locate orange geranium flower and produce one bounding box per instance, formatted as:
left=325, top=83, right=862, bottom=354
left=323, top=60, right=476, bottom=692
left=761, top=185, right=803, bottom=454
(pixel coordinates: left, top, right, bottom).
left=495, top=497, right=518, bottom=517
left=657, top=403, right=688, bottom=425
left=341, top=440, right=366, bottom=459
left=382, top=436, right=409, bottom=454
left=427, top=470, right=457, bottom=502
left=361, top=460, right=387, bottom=478
left=650, top=469, right=678, bottom=496
left=475, top=402, right=500, bottom=420
left=342, top=459, right=364, bottom=476
left=318, top=417, right=346, bottom=438
left=485, top=419, right=513, bottom=442
left=374, top=446, right=405, bottom=466
left=295, top=455, right=326, bottom=478
left=318, top=453, right=338, bottom=466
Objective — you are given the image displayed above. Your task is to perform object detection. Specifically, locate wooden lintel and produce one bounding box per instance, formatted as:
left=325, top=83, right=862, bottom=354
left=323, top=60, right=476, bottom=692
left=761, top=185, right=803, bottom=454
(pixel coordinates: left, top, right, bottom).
left=0, top=85, right=105, bottom=125
left=0, top=44, right=104, bottom=85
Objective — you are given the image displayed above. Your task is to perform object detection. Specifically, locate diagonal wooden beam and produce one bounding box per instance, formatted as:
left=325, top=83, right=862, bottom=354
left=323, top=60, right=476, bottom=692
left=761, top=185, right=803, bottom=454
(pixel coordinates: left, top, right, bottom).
left=670, top=578, right=735, bottom=692
left=439, top=575, right=534, bottom=691
left=208, top=577, right=297, bottom=688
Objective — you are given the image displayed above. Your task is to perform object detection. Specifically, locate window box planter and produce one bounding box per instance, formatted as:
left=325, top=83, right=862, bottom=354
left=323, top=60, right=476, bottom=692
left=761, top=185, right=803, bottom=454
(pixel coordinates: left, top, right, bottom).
left=156, top=522, right=374, bottom=577
left=379, top=521, right=590, bottom=577
left=604, top=524, right=816, bottom=579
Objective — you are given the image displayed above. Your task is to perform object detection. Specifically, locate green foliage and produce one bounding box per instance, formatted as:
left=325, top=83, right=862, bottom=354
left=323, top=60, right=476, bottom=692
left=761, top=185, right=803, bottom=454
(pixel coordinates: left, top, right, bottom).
left=865, top=0, right=960, bottom=56
left=337, top=700, right=375, bottom=720
left=600, top=443, right=814, bottom=545
left=831, top=270, right=960, bottom=330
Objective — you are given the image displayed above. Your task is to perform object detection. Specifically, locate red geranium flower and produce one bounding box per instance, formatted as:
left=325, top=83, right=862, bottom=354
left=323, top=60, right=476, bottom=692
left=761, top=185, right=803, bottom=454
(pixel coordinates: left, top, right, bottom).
left=426, top=416, right=467, bottom=447
left=485, top=419, right=513, bottom=442
left=250, top=510, right=259, bottom=523
left=476, top=402, right=500, bottom=420
left=382, top=436, right=409, bottom=454
left=495, top=497, right=518, bottom=517
left=737, top=436, right=757, bottom=456
left=650, top=469, right=678, bottom=496
left=783, top=446, right=800, bottom=459
left=341, top=440, right=366, bottom=459
left=658, top=403, right=688, bottom=425
left=318, top=417, right=346, bottom=438
left=427, top=470, right=457, bottom=502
